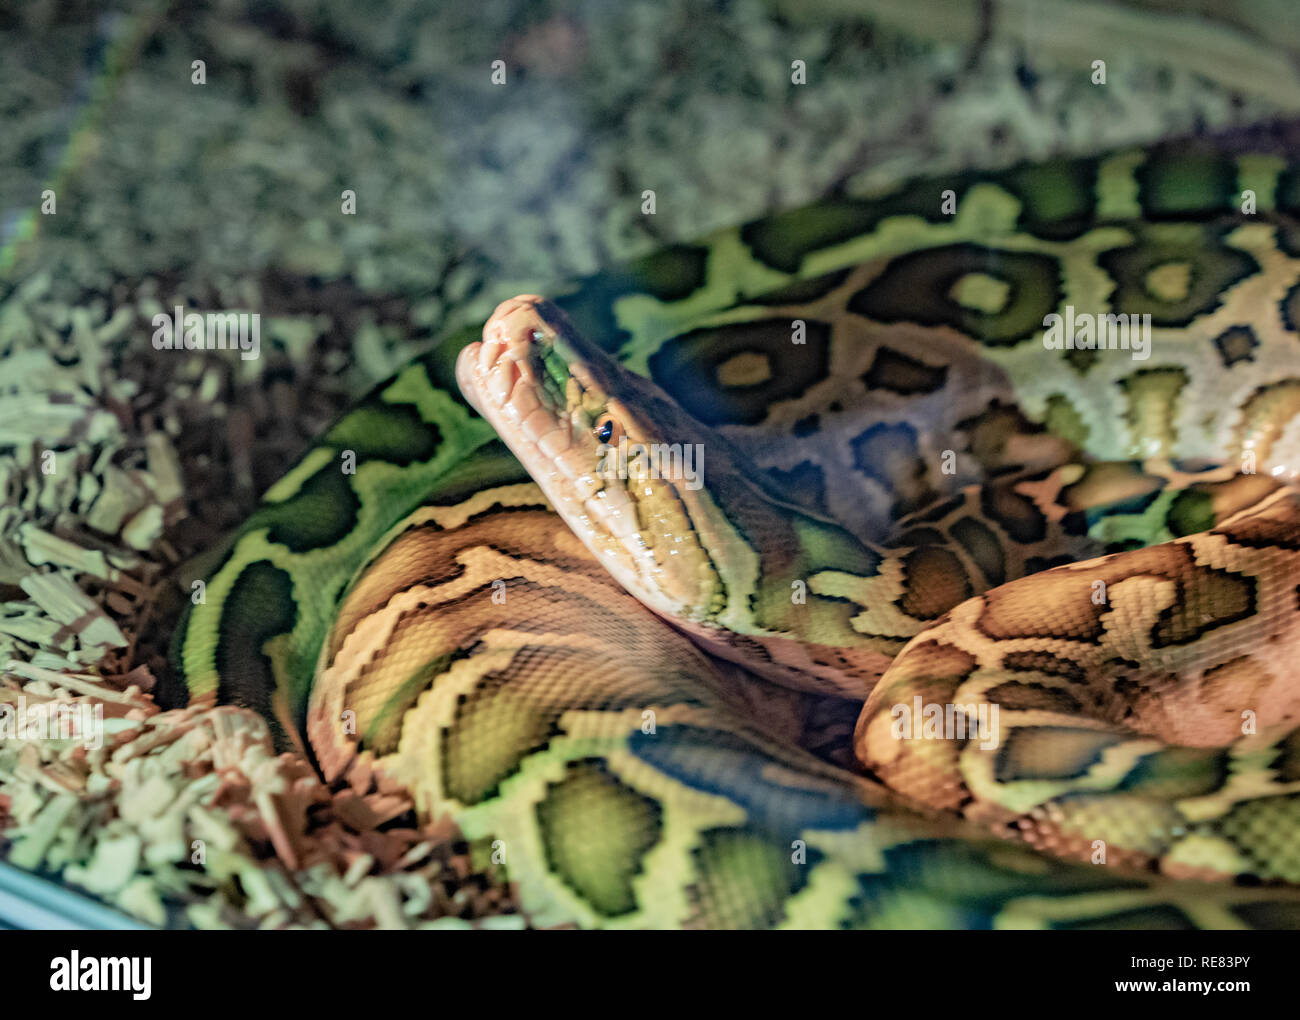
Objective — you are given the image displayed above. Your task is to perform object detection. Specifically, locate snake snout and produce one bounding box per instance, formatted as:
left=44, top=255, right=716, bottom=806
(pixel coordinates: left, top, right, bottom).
left=458, top=294, right=560, bottom=414
left=483, top=294, right=558, bottom=354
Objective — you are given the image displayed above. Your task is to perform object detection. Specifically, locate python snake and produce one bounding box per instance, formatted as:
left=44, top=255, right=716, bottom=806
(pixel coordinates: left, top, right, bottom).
left=179, top=144, right=1300, bottom=929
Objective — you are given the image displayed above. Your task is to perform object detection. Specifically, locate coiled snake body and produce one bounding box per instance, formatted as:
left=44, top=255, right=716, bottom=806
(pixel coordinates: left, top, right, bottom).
left=180, top=146, right=1300, bottom=928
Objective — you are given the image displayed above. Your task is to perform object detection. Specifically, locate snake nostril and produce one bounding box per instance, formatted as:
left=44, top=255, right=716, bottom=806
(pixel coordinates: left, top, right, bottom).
left=518, top=326, right=546, bottom=347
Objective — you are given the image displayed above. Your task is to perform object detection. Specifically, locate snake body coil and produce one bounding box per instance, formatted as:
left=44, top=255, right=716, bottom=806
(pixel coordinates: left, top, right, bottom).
left=181, top=145, right=1300, bottom=928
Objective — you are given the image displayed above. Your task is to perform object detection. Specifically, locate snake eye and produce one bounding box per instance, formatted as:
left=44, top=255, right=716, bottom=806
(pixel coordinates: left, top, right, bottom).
left=593, top=414, right=621, bottom=446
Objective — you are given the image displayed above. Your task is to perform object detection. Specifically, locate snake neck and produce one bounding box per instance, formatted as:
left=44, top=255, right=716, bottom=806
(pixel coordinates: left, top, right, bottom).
left=456, top=295, right=971, bottom=698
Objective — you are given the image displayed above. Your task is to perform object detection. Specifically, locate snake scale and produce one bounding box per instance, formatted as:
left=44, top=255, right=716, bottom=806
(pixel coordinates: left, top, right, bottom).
left=177, top=143, right=1300, bottom=929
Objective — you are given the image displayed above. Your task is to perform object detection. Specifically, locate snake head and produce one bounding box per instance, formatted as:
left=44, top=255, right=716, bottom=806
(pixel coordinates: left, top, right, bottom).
left=457, top=294, right=729, bottom=623
left=458, top=296, right=900, bottom=696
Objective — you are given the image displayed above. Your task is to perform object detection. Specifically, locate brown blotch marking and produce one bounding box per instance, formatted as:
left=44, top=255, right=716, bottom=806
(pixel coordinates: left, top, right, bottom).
left=980, top=480, right=1047, bottom=544
left=861, top=346, right=949, bottom=395
left=1215, top=492, right=1300, bottom=551
left=329, top=522, right=448, bottom=663
left=348, top=604, right=464, bottom=753
left=958, top=399, right=1078, bottom=476
left=960, top=402, right=1035, bottom=470
left=901, top=639, right=980, bottom=681
left=984, top=681, right=1084, bottom=713
left=1002, top=649, right=1088, bottom=685
left=910, top=493, right=965, bottom=524
left=1024, top=553, right=1077, bottom=573
left=995, top=727, right=1127, bottom=782
left=889, top=526, right=945, bottom=548
left=975, top=543, right=1255, bottom=647
left=1060, top=461, right=1164, bottom=513
left=899, top=545, right=973, bottom=620
left=1213, top=325, right=1259, bottom=367
left=327, top=506, right=566, bottom=663
left=950, top=515, right=1006, bottom=588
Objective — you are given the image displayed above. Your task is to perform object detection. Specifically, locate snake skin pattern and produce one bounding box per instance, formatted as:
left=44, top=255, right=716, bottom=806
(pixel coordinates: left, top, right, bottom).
left=179, top=144, right=1300, bottom=928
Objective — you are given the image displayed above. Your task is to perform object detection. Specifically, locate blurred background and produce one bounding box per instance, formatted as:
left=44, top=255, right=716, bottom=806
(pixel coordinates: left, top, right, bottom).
left=4, top=0, right=1300, bottom=567
left=1, top=0, right=1299, bottom=927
